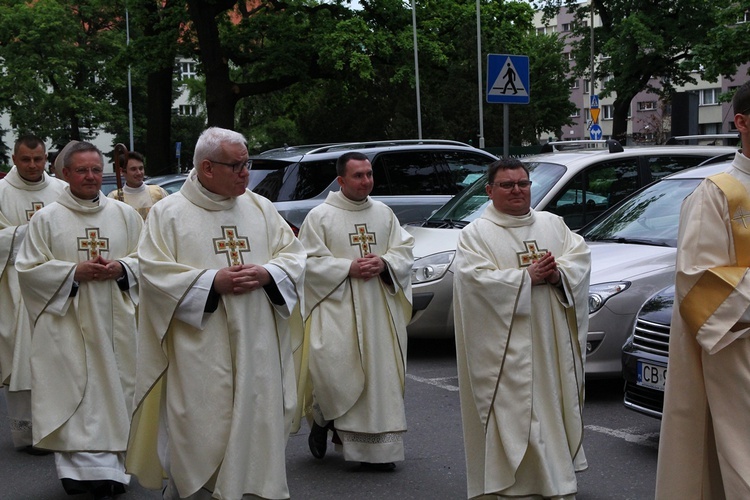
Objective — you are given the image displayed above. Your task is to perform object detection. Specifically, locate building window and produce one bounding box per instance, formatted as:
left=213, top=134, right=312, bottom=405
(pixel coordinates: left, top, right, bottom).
left=584, top=108, right=591, bottom=121
left=571, top=79, right=580, bottom=89
left=699, top=88, right=720, bottom=105
left=566, top=52, right=575, bottom=61
left=700, top=123, right=722, bottom=135
left=536, top=25, right=555, bottom=35
left=603, top=105, right=614, bottom=120
left=571, top=108, right=580, bottom=118
left=739, top=10, right=750, bottom=23
left=178, top=105, right=197, bottom=116
left=179, top=61, right=197, bottom=81
left=637, top=101, right=657, bottom=111
left=562, top=23, right=572, bottom=32
left=583, top=79, right=590, bottom=94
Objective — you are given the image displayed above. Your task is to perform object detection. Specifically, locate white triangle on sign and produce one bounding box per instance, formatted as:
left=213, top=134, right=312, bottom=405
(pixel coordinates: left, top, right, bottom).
left=489, top=57, right=528, bottom=97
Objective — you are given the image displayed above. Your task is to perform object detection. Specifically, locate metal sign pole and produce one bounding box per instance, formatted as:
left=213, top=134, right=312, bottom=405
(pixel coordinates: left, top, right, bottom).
left=503, top=104, right=509, bottom=159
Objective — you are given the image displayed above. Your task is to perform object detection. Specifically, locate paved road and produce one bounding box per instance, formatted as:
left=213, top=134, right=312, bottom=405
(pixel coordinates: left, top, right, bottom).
left=0, top=339, right=660, bottom=499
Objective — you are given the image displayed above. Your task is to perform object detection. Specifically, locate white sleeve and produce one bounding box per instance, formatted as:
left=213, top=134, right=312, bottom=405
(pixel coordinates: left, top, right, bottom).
left=174, top=270, right=218, bottom=330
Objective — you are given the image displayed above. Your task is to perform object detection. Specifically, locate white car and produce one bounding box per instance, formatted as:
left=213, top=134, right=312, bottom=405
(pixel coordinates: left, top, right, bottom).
left=406, top=141, right=735, bottom=376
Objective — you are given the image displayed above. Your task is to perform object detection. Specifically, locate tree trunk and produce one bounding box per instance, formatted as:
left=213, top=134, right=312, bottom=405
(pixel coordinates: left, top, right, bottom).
left=145, top=66, right=175, bottom=176
left=611, top=97, right=633, bottom=145
left=187, top=0, right=238, bottom=130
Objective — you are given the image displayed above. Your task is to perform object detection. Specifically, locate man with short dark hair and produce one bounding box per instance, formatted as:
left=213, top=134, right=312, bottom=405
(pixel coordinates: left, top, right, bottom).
left=453, top=157, right=590, bottom=499
left=127, top=127, right=306, bottom=499
left=0, top=134, right=65, bottom=453
left=299, top=151, right=414, bottom=471
left=15, top=141, right=142, bottom=499
left=108, top=150, right=167, bottom=219
left=656, top=81, right=750, bottom=499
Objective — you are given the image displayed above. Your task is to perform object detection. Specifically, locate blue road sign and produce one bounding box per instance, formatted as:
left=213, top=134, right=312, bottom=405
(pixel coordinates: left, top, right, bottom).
left=487, top=54, right=530, bottom=105
left=590, top=95, right=600, bottom=109
left=589, top=124, right=603, bottom=140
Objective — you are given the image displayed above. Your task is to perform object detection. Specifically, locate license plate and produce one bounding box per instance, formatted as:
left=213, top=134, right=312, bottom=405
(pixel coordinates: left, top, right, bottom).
left=637, top=360, right=667, bottom=391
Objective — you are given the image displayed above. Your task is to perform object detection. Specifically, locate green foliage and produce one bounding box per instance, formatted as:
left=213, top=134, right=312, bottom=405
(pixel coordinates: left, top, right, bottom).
left=0, top=0, right=127, bottom=146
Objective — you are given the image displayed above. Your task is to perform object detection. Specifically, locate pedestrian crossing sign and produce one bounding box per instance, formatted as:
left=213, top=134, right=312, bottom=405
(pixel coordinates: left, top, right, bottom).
left=487, top=54, right=530, bottom=104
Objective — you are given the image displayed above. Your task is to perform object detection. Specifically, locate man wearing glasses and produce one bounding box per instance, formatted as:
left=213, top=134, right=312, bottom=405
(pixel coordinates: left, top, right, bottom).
left=453, top=158, right=591, bottom=499
left=128, top=127, right=306, bottom=500
left=15, top=141, right=142, bottom=499
left=656, top=82, right=750, bottom=499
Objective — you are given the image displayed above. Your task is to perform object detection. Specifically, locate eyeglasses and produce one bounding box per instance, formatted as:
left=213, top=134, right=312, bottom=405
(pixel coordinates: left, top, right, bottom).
left=209, top=159, right=252, bottom=173
left=488, top=180, right=532, bottom=190
left=72, top=167, right=104, bottom=175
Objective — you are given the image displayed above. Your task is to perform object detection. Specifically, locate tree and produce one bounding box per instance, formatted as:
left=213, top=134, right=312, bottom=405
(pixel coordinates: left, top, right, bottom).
left=534, top=0, right=728, bottom=143
left=693, top=1, right=750, bottom=83
left=0, top=0, right=126, bottom=146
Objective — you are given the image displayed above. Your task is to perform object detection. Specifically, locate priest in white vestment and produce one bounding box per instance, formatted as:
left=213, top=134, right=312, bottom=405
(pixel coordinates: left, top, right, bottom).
left=15, top=141, right=142, bottom=499
left=453, top=158, right=590, bottom=499
left=656, top=83, right=750, bottom=500
left=126, top=127, right=306, bottom=500
left=107, top=150, right=168, bottom=219
left=299, top=151, right=414, bottom=471
left=0, top=135, right=65, bottom=452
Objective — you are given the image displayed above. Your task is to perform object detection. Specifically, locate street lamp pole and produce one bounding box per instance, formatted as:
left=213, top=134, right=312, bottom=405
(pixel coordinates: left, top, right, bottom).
left=126, top=6, right=134, bottom=151
left=411, top=0, right=423, bottom=139
left=476, top=0, right=484, bottom=148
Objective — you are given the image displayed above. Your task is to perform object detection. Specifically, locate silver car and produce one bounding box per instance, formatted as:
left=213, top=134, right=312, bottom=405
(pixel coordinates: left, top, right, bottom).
left=406, top=142, right=735, bottom=376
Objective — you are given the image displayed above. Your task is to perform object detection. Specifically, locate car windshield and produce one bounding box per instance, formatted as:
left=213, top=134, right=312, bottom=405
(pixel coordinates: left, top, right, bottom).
left=580, top=177, right=703, bottom=247
left=424, top=161, right=566, bottom=226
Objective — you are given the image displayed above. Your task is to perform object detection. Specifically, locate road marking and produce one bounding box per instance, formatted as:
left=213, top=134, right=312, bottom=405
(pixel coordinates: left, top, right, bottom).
left=406, top=374, right=460, bottom=392
left=585, top=425, right=659, bottom=449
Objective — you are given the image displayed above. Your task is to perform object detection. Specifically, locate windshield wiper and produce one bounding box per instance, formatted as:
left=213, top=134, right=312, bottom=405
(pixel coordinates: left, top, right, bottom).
left=587, top=236, right=670, bottom=247
left=423, top=218, right=467, bottom=229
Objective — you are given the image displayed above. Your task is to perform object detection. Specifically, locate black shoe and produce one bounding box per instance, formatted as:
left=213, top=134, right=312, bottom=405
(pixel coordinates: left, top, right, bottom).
left=308, top=422, right=328, bottom=459
left=358, top=461, right=396, bottom=472
left=22, top=445, right=52, bottom=456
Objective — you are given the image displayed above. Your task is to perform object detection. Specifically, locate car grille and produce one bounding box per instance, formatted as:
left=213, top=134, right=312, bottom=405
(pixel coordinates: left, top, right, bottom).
left=632, top=318, right=670, bottom=356
left=624, top=381, right=664, bottom=418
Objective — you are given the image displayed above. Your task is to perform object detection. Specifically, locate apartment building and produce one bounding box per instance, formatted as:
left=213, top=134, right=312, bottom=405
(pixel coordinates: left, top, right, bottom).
left=534, top=4, right=749, bottom=144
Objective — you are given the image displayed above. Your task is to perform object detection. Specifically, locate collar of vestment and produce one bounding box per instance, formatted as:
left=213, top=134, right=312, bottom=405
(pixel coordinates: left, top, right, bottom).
left=181, top=168, right=237, bottom=211
left=57, top=185, right=106, bottom=213
left=4, top=166, right=51, bottom=191
left=732, top=150, right=750, bottom=177
left=123, top=183, right=147, bottom=194
left=480, top=203, right=536, bottom=228
left=324, top=190, right=372, bottom=211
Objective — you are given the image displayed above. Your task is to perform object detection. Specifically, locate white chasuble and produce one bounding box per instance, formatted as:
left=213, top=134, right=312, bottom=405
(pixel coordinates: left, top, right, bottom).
left=15, top=186, right=142, bottom=452
left=656, top=152, right=750, bottom=500
left=299, top=190, right=414, bottom=463
left=453, top=205, right=590, bottom=499
left=127, top=169, right=305, bottom=500
left=0, top=168, right=66, bottom=390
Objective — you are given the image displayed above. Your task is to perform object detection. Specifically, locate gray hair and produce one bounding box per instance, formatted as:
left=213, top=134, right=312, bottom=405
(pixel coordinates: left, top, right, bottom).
left=193, top=127, right=248, bottom=169
left=63, top=141, right=103, bottom=169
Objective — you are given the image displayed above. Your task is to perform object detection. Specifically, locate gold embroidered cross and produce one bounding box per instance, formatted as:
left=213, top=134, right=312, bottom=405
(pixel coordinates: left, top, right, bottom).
left=732, top=207, right=750, bottom=229
left=349, top=223, right=376, bottom=257
left=516, top=240, right=547, bottom=267
left=213, top=226, right=251, bottom=266
left=25, top=202, right=44, bottom=221
left=77, top=228, right=109, bottom=260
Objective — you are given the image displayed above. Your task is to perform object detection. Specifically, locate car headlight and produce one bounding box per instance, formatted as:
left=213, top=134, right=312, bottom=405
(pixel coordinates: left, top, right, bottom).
left=411, top=251, right=455, bottom=284
left=588, top=281, right=630, bottom=314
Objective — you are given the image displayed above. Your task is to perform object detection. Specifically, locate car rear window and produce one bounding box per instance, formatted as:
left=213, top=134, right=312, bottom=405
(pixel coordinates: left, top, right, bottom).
left=250, top=159, right=337, bottom=202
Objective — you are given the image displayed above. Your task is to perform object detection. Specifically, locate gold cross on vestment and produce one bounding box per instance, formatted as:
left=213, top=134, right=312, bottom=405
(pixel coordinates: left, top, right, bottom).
left=77, top=228, right=109, bottom=260
left=732, top=206, right=750, bottom=229
left=213, top=226, right=251, bottom=266
left=349, top=223, right=376, bottom=257
left=25, top=202, right=44, bottom=221
left=516, top=240, right=548, bottom=267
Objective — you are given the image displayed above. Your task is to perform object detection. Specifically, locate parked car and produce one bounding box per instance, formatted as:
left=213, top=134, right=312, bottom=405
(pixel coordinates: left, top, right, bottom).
left=406, top=140, right=735, bottom=347
left=580, top=158, right=735, bottom=377
left=622, top=285, right=673, bottom=419
left=146, top=173, right=188, bottom=194
left=248, top=140, right=498, bottom=233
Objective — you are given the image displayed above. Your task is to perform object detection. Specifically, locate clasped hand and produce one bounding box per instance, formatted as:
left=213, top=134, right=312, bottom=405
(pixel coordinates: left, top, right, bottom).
left=214, top=264, right=271, bottom=295
left=527, top=251, right=561, bottom=286
left=74, top=256, right=124, bottom=282
left=349, top=253, right=386, bottom=281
